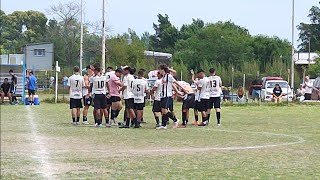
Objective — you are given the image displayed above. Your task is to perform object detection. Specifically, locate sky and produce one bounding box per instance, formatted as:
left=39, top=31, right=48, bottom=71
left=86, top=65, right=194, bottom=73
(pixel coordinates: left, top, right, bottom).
left=1, top=0, right=319, bottom=47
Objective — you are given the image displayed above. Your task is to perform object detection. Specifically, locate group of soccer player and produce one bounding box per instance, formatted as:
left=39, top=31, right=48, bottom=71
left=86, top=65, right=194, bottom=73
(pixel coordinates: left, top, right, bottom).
left=67, top=63, right=222, bottom=129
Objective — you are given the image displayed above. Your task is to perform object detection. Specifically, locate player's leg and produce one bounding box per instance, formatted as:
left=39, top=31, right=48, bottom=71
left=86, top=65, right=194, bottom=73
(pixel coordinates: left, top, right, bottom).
left=76, top=107, right=81, bottom=125
left=110, top=97, right=122, bottom=125
left=0, top=92, right=4, bottom=103
left=214, top=97, right=222, bottom=126
left=28, top=90, right=31, bottom=104
left=207, top=97, right=214, bottom=123
left=82, top=96, right=91, bottom=124
left=31, top=91, right=35, bottom=105
left=135, top=104, right=144, bottom=128
left=199, top=99, right=208, bottom=126
left=7, top=93, right=12, bottom=104
left=158, top=98, right=169, bottom=129
left=70, top=99, right=76, bottom=125
left=152, top=101, right=161, bottom=127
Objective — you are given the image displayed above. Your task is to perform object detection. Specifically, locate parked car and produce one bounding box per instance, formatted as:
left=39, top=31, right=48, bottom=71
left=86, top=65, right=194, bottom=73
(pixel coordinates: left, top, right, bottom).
left=261, top=78, right=293, bottom=102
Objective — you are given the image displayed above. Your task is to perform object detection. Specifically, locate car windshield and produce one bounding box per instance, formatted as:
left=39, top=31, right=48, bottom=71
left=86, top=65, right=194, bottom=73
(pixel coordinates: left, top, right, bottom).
left=267, top=82, right=288, bottom=88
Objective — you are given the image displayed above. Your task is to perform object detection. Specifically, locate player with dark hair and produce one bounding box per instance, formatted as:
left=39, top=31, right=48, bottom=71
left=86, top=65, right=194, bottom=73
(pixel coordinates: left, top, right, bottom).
left=150, top=72, right=163, bottom=128
left=104, top=66, right=115, bottom=125
left=196, top=69, right=211, bottom=126
left=107, top=68, right=123, bottom=127
left=157, top=64, right=182, bottom=129
left=90, top=67, right=108, bottom=128
left=82, top=65, right=93, bottom=124
left=176, top=81, right=195, bottom=128
left=119, top=66, right=136, bottom=128
left=208, top=68, right=222, bottom=126
left=68, top=66, right=85, bottom=125
left=131, top=70, right=149, bottom=128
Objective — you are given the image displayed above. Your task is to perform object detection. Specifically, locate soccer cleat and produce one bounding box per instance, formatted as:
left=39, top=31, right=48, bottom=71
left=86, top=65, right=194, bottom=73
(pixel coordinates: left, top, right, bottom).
left=112, top=118, right=118, bottom=126
left=72, top=122, right=77, bottom=125
left=98, top=124, right=103, bottom=128
left=173, top=120, right=180, bottom=129
left=178, top=124, right=187, bottom=128
left=134, top=125, right=141, bottom=128
left=76, top=122, right=80, bottom=125
left=156, top=126, right=167, bottom=130
left=94, top=123, right=98, bottom=128
left=83, top=121, right=89, bottom=125
left=192, top=121, right=200, bottom=125
left=198, top=122, right=208, bottom=127
left=155, top=124, right=161, bottom=128
left=106, top=123, right=112, bottom=128
left=217, top=124, right=221, bottom=127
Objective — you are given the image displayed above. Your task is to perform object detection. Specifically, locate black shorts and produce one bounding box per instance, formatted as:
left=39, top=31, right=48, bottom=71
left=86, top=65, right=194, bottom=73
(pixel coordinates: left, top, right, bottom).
left=70, top=98, right=83, bottom=109
left=152, top=100, right=161, bottom=113
left=110, top=96, right=121, bottom=103
left=106, top=94, right=112, bottom=105
left=212, top=97, right=221, bottom=109
left=194, top=101, right=201, bottom=111
left=134, top=103, right=145, bottom=111
left=83, top=96, right=92, bottom=106
left=198, top=98, right=210, bottom=112
left=161, top=97, right=173, bottom=109
left=305, top=93, right=312, bottom=100
left=125, top=98, right=135, bottom=109
left=182, top=94, right=195, bottom=110
left=93, top=94, right=107, bottom=109
left=28, top=89, right=35, bottom=95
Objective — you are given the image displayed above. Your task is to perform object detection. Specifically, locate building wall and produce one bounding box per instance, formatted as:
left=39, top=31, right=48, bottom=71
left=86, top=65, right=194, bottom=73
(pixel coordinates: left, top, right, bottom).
left=0, top=54, right=24, bottom=65
left=26, top=43, right=53, bottom=70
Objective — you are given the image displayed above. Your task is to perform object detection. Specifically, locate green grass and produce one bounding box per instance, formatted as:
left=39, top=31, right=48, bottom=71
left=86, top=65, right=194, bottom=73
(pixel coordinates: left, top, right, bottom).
left=1, top=103, right=320, bottom=179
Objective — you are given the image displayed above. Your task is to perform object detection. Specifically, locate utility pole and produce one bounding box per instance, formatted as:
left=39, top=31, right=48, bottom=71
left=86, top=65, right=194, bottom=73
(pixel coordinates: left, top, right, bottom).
left=290, top=0, right=295, bottom=89
left=80, top=0, right=84, bottom=75
left=308, top=36, right=311, bottom=67
left=101, top=0, right=106, bottom=73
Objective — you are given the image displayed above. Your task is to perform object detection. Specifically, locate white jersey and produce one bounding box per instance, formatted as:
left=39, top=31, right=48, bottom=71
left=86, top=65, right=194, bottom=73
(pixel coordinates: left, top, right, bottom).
left=153, top=79, right=162, bottom=101
left=191, top=83, right=200, bottom=102
left=161, top=73, right=176, bottom=98
left=123, top=74, right=135, bottom=99
left=198, top=77, right=211, bottom=100
left=132, top=79, right=148, bottom=103
left=208, top=75, right=222, bottom=97
left=304, top=81, right=313, bottom=94
left=90, top=75, right=107, bottom=95
left=105, top=71, right=115, bottom=93
left=67, top=74, right=85, bottom=99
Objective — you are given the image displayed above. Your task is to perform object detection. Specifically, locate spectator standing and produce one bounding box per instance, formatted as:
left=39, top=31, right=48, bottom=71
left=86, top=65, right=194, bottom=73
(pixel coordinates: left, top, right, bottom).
left=9, top=70, right=18, bottom=103
left=251, top=76, right=263, bottom=102
left=303, top=76, right=313, bottom=100
left=312, top=73, right=320, bottom=100
left=27, top=71, right=37, bottom=105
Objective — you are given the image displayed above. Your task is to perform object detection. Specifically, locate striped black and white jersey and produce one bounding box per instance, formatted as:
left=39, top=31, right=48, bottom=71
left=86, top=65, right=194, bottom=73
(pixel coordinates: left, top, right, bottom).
left=161, top=73, right=176, bottom=98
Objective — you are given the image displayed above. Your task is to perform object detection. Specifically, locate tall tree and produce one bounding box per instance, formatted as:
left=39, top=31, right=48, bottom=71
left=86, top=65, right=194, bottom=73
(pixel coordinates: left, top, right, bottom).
left=298, top=1, right=320, bottom=52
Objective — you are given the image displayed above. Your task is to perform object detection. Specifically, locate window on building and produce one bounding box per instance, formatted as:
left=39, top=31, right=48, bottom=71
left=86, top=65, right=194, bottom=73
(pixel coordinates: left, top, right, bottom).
left=34, top=49, right=45, bottom=56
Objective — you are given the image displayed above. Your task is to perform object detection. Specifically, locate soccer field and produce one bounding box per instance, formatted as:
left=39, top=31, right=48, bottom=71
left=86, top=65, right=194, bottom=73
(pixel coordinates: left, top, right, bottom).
left=1, top=103, right=320, bottom=179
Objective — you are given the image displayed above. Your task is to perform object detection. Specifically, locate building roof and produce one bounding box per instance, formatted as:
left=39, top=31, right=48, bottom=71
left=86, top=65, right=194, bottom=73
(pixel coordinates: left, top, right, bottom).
left=294, top=52, right=319, bottom=65
left=144, top=51, right=172, bottom=59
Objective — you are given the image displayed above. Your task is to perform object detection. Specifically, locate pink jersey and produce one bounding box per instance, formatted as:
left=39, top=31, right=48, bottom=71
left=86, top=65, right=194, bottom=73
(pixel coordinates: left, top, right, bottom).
left=109, top=74, right=121, bottom=97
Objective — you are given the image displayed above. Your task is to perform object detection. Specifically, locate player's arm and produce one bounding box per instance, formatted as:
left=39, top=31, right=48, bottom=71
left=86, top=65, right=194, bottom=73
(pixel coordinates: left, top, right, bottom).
left=190, top=70, right=196, bottom=83
left=169, top=67, right=177, bottom=77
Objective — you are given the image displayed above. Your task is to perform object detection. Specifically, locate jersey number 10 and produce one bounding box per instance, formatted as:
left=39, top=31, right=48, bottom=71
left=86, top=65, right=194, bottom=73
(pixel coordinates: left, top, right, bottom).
left=97, top=81, right=104, bottom=88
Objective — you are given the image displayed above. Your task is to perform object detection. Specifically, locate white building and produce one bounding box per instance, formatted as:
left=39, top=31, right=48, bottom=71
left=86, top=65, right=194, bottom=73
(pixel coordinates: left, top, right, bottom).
left=0, top=54, right=24, bottom=65
left=294, top=52, right=319, bottom=65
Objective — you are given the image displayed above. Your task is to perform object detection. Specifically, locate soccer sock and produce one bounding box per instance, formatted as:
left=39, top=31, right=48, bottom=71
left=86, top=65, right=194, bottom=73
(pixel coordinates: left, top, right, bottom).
left=126, top=118, right=130, bottom=126
left=216, top=112, right=221, bottom=124
left=72, top=117, right=76, bottom=123
left=182, top=112, right=187, bottom=125
left=195, top=115, right=199, bottom=122
left=161, top=114, right=168, bottom=126
left=202, top=115, right=207, bottom=123
left=76, top=117, right=80, bottom=123
left=207, top=114, right=211, bottom=122
left=166, top=112, right=177, bottom=122
left=83, top=116, right=87, bottom=122
left=98, top=119, right=102, bottom=125
left=132, top=118, right=137, bottom=126
left=111, top=110, right=116, bottom=119
left=105, top=117, right=109, bottom=124
left=115, top=110, right=120, bottom=118
left=141, top=118, right=144, bottom=122
left=154, top=116, right=160, bottom=125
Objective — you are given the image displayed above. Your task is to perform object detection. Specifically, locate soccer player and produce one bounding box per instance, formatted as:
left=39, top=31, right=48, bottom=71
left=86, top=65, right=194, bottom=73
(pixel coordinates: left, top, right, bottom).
left=196, top=69, right=211, bottom=126
left=207, top=68, right=222, bottom=126
left=132, top=70, right=149, bottom=128
left=9, top=70, right=18, bottom=104
left=191, top=80, right=201, bottom=125
left=27, top=71, right=37, bottom=105
left=105, top=67, right=115, bottom=124
left=68, top=66, right=85, bottom=125
left=107, top=68, right=123, bottom=127
left=82, top=65, right=93, bottom=124
left=150, top=72, right=162, bottom=128
left=90, top=67, right=108, bottom=128
left=119, top=66, right=136, bottom=128
left=176, top=81, right=195, bottom=128
left=157, top=64, right=182, bottom=129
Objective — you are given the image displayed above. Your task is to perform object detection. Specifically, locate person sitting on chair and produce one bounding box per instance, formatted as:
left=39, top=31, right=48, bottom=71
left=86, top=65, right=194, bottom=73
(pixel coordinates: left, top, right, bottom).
left=1, top=78, right=13, bottom=104
left=272, top=84, right=283, bottom=103
left=236, top=86, right=246, bottom=103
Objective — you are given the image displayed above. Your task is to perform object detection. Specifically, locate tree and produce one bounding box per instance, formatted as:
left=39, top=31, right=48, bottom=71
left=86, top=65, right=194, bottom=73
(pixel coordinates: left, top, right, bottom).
left=298, top=1, right=320, bottom=52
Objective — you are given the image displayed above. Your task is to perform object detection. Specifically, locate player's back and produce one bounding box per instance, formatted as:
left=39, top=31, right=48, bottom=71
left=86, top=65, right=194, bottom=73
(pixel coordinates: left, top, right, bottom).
left=68, top=74, right=84, bottom=99
left=91, top=75, right=106, bottom=95
left=199, top=77, right=211, bottom=99
left=208, top=75, right=222, bottom=97
left=132, top=79, right=147, bottom=103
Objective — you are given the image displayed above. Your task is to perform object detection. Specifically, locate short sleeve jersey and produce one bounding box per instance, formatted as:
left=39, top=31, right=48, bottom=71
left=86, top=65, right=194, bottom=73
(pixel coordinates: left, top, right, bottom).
left=89, top=75, right=106, bottom=95
left=161, top=73, right=176, bottom=98
left=198, top=77, right=211, bottom=100
left=132, top=79, right=148, bottom=103
left=208, top=75, right=222, bottom=97
left=153, top=79, right=162, bottom=101
left=67, top=74, right=85, bottom=99
left=109, top=74, right=121, bottom=97
left=122, top=74, right=135, bottom=99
